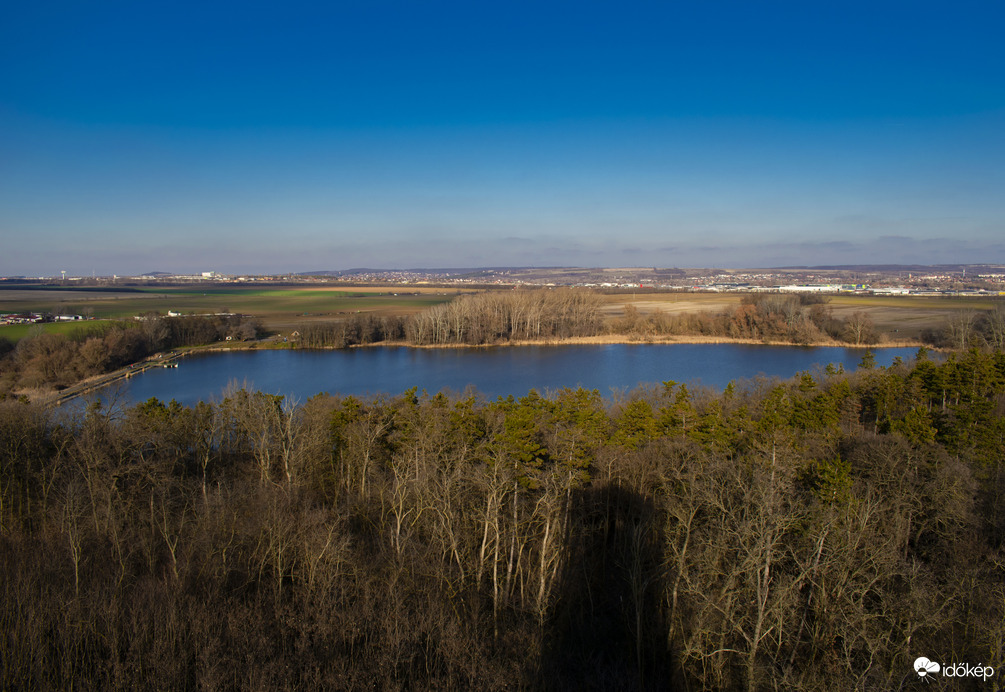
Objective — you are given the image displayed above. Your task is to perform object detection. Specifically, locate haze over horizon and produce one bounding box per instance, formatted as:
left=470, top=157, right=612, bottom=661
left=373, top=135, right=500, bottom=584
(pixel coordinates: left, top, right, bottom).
left=2, top=1, right=1003, bottom=276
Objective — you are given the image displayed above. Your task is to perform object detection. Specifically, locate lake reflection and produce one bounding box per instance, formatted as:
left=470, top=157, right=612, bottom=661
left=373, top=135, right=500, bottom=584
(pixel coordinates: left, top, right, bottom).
left=102, top=344, right=923, bottom=406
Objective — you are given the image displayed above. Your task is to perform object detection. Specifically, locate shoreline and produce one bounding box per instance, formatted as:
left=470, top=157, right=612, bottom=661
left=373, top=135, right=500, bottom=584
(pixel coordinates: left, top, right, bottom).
left=194, top=335, right=926, bottom=353
left=366, top=334, right=926, bottom=349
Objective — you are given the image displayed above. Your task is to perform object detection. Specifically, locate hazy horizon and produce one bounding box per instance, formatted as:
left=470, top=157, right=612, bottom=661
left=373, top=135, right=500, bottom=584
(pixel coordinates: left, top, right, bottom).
left=3, top=1, right=1003, bottom=276
left=8, top=261, right=1005, bottom=280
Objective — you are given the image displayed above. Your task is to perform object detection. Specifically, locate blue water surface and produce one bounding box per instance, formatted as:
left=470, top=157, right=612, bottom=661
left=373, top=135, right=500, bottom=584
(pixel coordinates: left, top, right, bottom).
left=98, top=344, right=922, bottom=406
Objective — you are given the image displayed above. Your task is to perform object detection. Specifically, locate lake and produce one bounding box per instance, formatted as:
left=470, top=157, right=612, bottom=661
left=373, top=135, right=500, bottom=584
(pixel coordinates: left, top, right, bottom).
left=97, top=344, right=922, bottom=406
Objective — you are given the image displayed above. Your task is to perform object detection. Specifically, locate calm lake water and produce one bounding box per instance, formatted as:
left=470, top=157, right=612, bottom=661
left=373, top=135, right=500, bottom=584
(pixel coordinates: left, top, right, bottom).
left=99, top=344, right=922, bottom=406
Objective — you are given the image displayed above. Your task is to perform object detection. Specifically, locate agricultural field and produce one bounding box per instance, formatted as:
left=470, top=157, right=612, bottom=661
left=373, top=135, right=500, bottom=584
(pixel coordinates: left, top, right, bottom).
left=605, top=292, right=1002, bottom=341
left=0, top=284, right=464, bottom=332
left=0, top=320, right=116, bottom=343
left=599, top=292, right=739, bottom=317
left=826, top=294, right=1000, bottom=340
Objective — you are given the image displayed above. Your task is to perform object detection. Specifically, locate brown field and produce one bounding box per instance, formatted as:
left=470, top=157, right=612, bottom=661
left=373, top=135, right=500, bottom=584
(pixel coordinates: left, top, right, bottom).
left=0, top=289, right=149, bottom=302
left=604, top=292, right=1002, bottom=340
left=599, top=292, right=738, bottom=317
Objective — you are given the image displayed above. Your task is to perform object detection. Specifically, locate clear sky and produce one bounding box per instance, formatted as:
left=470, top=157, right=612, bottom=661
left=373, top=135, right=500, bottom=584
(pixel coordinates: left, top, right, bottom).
left=2, top=0, right=1003, bottom=275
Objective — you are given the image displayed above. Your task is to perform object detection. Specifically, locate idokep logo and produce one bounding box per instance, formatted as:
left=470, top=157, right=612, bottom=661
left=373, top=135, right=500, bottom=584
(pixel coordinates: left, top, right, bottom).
left=914, top=657, right=940, bottom=680
left=914, top=656, right=995, bottom=683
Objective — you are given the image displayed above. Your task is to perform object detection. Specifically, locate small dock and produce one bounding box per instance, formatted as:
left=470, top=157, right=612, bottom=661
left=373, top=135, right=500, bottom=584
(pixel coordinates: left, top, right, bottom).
left=51, top=351, right=185, bottom=405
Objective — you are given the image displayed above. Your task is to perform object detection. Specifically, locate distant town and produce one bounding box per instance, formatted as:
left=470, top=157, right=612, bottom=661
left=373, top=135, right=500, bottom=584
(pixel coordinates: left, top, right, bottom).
left=3, top=263, right=1004, bottom=299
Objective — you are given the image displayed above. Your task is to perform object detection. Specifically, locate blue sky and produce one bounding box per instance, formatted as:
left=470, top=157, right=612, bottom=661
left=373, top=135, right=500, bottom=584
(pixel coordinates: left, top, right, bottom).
left=2, top=0, right=1003, bottom=275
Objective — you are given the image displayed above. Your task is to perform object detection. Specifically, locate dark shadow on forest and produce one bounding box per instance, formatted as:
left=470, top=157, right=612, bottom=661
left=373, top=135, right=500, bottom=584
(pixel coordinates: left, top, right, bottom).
left=538, top=484, right=676, bottom=691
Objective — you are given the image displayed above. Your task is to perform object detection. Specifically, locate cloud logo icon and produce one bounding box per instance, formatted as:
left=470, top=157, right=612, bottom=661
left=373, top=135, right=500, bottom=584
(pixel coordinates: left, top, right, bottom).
left=915, top=657, right=940, bottom=678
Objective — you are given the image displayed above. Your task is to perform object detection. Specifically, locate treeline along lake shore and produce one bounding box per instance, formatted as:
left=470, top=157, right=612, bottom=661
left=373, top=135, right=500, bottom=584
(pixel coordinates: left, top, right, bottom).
left=3, top=287, right=1001, bottom=403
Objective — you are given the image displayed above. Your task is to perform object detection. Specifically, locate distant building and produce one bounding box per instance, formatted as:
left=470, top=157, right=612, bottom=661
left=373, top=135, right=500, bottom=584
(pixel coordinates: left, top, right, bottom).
left=777, top=284, right=840, bottom=293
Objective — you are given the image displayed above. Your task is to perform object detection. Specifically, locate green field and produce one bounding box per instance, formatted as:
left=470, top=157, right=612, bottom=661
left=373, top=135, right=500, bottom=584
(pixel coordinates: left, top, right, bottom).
left=0, top=320, right=117, bottom=343
left=825, top=294, right=1001, bottom=339
left=0, top=285, right=459, bottom=331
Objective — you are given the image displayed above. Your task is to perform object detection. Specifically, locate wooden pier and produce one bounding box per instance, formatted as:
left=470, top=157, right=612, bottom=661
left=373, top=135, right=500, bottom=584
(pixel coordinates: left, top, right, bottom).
left=50, top=351, right=186, bottom=406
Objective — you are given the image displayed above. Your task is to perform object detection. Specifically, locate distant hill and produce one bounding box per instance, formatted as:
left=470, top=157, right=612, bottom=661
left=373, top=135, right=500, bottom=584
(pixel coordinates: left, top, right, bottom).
left=776, top=264, right=1005, bottom=273
left=300, top=264, right=1004, bottom=277
left=297, top=267, right=570, bottom=276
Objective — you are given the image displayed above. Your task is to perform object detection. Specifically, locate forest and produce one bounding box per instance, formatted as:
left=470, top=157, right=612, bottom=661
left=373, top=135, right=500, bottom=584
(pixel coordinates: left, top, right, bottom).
left=2, top=346, right=1004, bottom=690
